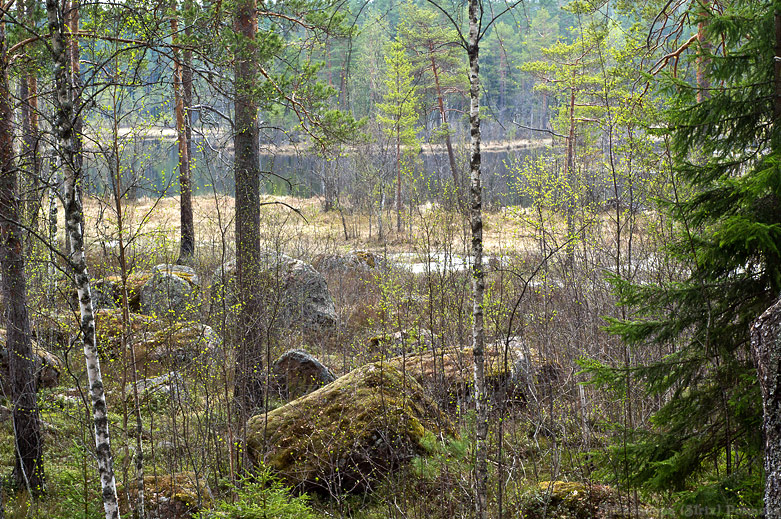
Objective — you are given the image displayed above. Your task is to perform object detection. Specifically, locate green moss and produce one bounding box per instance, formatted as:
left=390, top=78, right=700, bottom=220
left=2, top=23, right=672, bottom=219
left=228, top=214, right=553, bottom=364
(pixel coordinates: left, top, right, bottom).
left=247, top=362, right=455, bottom=493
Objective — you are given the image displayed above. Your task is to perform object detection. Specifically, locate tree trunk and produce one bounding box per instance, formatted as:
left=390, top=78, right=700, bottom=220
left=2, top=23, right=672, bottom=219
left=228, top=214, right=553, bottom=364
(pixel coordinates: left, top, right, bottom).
left=565, top=83, right=576, bottom=265
left=467, top=2, right=488, bottom=519
left=696, top=4, right=711, bottom=103
left=172, top=14, right=194, bottom=261
left=234, top=0, right=264, bottom=418
left=0, top=17, right=44, bottom=496
left=46, top=0, right=121, bottom=516
left=428, top=43, right=459, bottom=191
left=774, top=8, right=781, bottom=125
left=19, top=0, right=41, bottom=248
left=751, top=298, right=781, bottom=519
left=758, top=11, right=781, bottom=519
left=396, top=126, right=402, bottom=233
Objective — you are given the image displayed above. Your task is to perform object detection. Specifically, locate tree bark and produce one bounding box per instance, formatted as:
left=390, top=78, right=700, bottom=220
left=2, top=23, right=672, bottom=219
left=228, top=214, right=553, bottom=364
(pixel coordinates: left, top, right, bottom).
left=396, top=124, right=402, bottom=232
left=467, top=2, right=488, bottom=519
left=172, top=14, right=194, bottom=261
left=428, top=42, right=460, bottom=191
left=233, top=0, right=264, bottom=418
left=19, top=0, right=41, bottom=246
left=696, top=2, right=711, bottom=103
left=751, top=298, right=781, bottom=519
left=565, top=82, right=576, bottom=265
left=0, top=17, right=44, bottom=496
left=46, top=0, right=121, bottom=516
left=774, top=7, right=781, bottom=124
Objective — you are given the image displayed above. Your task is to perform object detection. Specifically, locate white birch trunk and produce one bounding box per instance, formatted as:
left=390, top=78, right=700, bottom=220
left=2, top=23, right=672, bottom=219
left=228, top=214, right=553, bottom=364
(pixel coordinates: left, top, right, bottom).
left=467, top=1, right=488, bottom=518
left=46, top=0, right=121, bottom=517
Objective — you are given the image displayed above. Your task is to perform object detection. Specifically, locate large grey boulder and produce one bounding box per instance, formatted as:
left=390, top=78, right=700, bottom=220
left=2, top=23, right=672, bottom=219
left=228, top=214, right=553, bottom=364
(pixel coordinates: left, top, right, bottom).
left=139, top=266, right=199, bottom=320
left=212, top=252, right=337, bottom=331
left=92, top=265, right=199, bottom=317
left=313, top=250, right=387, bottom=273
left=271, top=349, right=335, bottom=400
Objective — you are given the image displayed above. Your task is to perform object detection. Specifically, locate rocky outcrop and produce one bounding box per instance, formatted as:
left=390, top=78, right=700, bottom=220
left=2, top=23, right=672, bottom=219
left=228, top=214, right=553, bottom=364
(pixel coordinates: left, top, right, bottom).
left=313, top=250, right=387, bottom=273
left=520, top=481, right=625, bottom=519
left=139, top=265, right=200, bottom=320
left=126, top=372, right=187, bottom=409
left=246, top=363, right=455, bottom=493
left=368, top=328, right=436, bottom=356
left=270, top=349, right=335, bottom=400
left=212, top=252, right=337, bottom=331
left=92, top=265, right=200, bottom=320
left=385, top=340, right=562, bottom=406
left=36, top=309, right=222, bottom=377
left=120, top=472, right=212, bottom=519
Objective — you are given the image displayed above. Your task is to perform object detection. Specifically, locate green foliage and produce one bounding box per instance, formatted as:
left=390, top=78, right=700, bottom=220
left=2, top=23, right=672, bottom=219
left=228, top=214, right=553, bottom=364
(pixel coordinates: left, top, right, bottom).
left=195, top=471, right=317, bottom=519
left=583, top=0, right=779, bottom=510
left=377, top=38, right=420, bottom=156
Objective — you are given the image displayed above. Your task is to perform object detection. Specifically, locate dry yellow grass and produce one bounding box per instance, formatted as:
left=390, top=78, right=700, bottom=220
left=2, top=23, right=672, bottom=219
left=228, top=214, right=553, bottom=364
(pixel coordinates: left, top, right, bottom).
left=74, top=193, right=653, bottom=269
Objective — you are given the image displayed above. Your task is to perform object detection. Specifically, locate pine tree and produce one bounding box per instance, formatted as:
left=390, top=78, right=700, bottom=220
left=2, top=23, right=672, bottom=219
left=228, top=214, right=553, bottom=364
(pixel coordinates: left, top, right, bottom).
left=586, top=0, right=781, bottom=511
left=377, top=38, right=419, bottom=232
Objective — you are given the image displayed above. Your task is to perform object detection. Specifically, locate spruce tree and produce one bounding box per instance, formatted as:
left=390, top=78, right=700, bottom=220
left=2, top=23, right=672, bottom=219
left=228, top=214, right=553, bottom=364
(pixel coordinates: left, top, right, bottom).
left=585, top=0, right=781, bottom=511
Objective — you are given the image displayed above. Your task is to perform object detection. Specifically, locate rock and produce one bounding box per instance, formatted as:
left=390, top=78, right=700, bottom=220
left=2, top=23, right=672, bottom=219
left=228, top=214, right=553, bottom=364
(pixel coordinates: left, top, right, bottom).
left=247, top=363, right=455, bottom=493
left=385, top=341, right=554, bottom=406
left=91, top=267, right=199, bottom=315
left=153, top=264, right=199, bottom=286
left=0, top=404, right=10, bottom=423
left=0, top=331, right=61, bottom=391
left=91, top=272, right=153, bottom=310
left=212, top=252, right=337, bottom=331
left=368, top=328, right=436, bottom=355
left=140, top=270, right=199, bottom=320
left=520, top=481, right=625, bottom=519
left=127, top=372, right=186, bottom=408
left=313, top=250, right=387, bottom=273
left=271, top=349, right=336, bottom=399
left=88, top=309, right=222, bottom=377
left=120, top=472, right=212, bottom=519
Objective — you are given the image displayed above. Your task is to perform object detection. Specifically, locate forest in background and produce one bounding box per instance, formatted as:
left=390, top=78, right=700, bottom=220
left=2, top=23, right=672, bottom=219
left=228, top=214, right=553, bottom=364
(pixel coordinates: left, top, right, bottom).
left=0, top=0, right=779, bottom=517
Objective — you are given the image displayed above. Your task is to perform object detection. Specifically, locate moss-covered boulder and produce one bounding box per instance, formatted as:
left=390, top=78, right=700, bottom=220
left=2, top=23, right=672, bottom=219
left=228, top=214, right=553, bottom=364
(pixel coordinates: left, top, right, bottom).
left=36, top=309, right=222, bottom=377
left=140, top=266, right=200, bottom=320
left=120, top=472, right=212, bottom=519
left=386, top=342, right=563, bottom=406
left=519, top=481, right=625, bottom=519
left=247, top=362, right=455, bottom=493
left=92, top=265, right=199, bottom=319
left=385, top=346, right=516, bottom=405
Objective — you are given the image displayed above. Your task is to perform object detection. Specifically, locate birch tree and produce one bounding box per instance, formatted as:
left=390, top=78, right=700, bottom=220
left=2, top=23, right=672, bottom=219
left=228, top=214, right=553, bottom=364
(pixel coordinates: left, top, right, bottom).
left=46, top=0, right=121, bottom=516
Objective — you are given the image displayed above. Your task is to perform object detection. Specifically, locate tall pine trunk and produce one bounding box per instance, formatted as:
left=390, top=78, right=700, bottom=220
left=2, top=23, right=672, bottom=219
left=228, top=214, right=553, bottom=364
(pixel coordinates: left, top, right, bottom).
left=0, top=16, right=44, bottom=496
left=46, top=0, right=121, bottom=516
left=233, top=0, right=263, bottom=418
left=428, top=43, right=459, bottom=192
left=172, top=13, right=194, bottom=261
left=467, top=1, right=488, bottom=518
